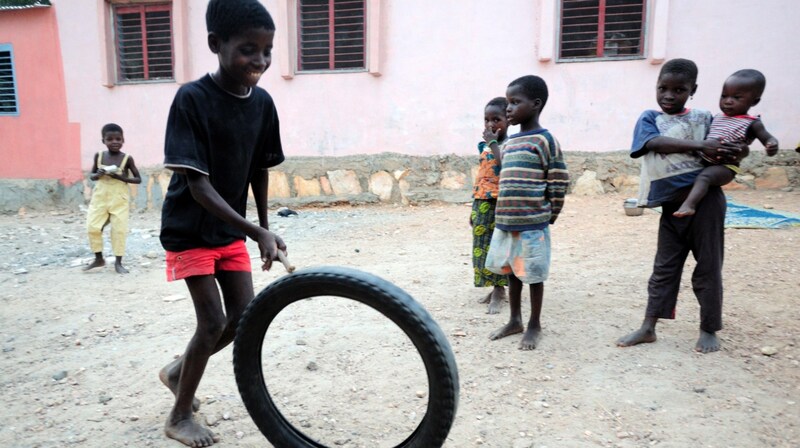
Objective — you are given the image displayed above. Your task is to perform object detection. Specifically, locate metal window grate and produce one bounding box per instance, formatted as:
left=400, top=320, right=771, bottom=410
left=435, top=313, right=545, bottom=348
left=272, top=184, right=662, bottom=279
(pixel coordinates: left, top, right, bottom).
left=0, top=48, right=19, bottom=115
left=559, top=0, right=646, bottom=60
left=114, top=3, right=174, bottom=82
left=298, top=0, right=365, bottom=71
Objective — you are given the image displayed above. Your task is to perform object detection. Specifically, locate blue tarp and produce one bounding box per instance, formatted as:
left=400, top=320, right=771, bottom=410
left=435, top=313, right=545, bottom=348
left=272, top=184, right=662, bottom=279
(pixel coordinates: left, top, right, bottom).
left=725, top=200, right=800, bottom=229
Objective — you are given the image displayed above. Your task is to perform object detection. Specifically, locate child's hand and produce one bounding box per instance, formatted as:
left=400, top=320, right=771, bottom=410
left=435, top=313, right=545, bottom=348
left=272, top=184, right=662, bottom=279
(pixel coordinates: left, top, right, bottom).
left=255, top=228, right=286, bottom=271
left=483, top=124, right=499, bottom=144
left=765, top=138, right=779, bottom=156
left=700, top=139, right=722, bottom=160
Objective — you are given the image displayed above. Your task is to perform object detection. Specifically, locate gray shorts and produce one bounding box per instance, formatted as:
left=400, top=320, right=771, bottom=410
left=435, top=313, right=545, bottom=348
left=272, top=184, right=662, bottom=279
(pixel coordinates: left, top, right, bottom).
left=485, top=227, right=551, bottom=284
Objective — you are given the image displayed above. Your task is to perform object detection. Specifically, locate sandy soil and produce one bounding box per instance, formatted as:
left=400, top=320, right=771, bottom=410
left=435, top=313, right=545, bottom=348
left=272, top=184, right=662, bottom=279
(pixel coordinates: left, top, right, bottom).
left=1, top=190, right=798, bottom=448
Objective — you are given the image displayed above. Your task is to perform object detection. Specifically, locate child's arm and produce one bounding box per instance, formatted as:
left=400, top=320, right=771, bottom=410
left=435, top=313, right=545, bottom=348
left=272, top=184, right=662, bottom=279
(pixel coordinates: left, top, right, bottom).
left=749, top=120, right=779, bottom=156
left=483, top=126, right=503, bottom=164
left=185, top=170, right=284, bottom=270
left=88, top=153, right=101, bottom=181
left=544, top=139, right=569, bottom=224
left=251, top=169, right=285, bottom=271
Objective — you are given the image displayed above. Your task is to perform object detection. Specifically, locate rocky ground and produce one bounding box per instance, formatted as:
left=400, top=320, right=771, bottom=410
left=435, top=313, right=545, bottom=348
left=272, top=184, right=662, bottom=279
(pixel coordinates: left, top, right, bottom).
left=0, top=190, right=798, bottom=448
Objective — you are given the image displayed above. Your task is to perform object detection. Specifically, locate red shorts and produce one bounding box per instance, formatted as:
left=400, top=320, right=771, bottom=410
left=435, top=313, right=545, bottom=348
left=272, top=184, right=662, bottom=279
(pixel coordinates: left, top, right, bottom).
left=165, top=240, right=251, bottom=282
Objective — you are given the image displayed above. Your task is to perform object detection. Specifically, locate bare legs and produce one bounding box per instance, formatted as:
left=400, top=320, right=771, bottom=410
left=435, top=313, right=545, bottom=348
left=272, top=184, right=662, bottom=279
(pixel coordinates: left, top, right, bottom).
left=163, top=271, right=254, bottom=447
left=674, top=165, right=734, bottom=217
left=489, top=275, right=543, bottom=350
left=477, top=285, right=507, bottom=314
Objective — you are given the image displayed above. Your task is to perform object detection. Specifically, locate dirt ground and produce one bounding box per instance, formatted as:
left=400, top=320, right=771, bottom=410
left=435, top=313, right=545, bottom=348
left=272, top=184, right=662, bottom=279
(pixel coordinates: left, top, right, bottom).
left=1, top=190, right=798, bottom=448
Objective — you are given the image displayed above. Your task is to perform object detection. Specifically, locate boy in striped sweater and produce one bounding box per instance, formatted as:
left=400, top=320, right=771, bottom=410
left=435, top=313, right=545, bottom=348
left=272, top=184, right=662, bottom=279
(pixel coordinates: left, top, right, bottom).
left=674, top=69, right=778, bottom=217
left=485, top=75, right=569, bottom=350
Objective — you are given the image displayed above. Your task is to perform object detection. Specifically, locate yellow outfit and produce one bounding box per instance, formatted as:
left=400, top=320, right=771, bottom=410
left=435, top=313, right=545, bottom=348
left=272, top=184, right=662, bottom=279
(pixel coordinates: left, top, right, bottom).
left=87, top=152, right=130, bottom=256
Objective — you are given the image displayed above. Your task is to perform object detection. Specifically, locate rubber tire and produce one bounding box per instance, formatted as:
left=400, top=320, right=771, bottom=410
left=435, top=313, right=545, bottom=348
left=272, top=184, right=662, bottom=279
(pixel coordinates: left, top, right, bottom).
left=233, top=266, right=459, bottom=448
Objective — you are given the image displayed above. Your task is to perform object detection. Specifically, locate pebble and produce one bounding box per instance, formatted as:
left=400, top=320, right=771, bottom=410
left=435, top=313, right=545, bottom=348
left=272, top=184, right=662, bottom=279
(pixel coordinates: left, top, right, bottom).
left=761, top=346, right=778, bottom=356
left=52, top=370, right=68, bottom=381
left=415, top=390, right=426, bottom=398
left=306, top=361, right=318, bottom=371
left=162, top=294, right=186, bottom=303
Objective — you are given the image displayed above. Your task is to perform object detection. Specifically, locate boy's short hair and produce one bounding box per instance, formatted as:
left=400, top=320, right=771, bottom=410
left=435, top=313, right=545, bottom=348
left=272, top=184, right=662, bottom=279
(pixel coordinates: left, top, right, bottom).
left=101, top=123, right=123, bottom=137
left=486, top=97, right=508, bottom=111
left=730, top=69, right=766, bottom=95
left=508, top=75, right=549, bottom=109
left=659, top=58, right=698, bottom=83
left=206, top=0, right=275, bottom=41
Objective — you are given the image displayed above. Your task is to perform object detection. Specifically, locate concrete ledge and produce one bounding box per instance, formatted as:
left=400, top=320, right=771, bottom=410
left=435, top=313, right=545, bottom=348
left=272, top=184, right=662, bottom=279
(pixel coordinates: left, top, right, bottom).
left=2, top=150, right=798, bottom=212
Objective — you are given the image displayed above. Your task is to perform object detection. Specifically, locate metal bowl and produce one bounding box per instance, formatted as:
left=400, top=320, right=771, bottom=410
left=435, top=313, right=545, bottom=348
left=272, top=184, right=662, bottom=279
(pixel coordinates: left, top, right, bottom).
left=623, top=198, right=643, bottom=216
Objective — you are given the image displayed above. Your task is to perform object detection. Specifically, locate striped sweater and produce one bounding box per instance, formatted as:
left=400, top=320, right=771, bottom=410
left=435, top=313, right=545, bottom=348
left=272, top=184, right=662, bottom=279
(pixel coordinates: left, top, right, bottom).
left=495, top=129, right=569, bottom=231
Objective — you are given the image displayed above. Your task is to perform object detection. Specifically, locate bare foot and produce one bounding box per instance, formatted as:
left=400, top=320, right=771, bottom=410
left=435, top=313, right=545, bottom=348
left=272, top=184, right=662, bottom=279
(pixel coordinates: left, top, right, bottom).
left=672, top=205, right=696, bottom=218
left=83, top=258, right=105, bottom=271
left=115, top=262, right=129, bottom=274
left=518, top=326, right=541, bottom=350
left=617, top=327, right=657, bottom=347
left=160, top=359, right=200, bottom=412
left=477, top=291, right=491, bottom=304
left=487, top=287, right=506, bottom=315
left=695, top=330, right=720, bottom=353
left=165, top=413, right=219, bottom=447
left=489, top=321, right=524, bottom=340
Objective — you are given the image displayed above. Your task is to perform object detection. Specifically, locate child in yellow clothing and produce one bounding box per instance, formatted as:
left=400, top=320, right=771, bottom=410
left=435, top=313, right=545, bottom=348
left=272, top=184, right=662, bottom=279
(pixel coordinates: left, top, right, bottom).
left=84, top=123, right=141, bottom=273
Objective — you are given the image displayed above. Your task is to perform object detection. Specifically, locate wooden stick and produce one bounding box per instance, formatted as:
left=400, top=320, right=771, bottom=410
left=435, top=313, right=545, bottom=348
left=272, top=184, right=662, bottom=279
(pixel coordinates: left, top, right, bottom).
left=277, top=250, right=295, bottom=273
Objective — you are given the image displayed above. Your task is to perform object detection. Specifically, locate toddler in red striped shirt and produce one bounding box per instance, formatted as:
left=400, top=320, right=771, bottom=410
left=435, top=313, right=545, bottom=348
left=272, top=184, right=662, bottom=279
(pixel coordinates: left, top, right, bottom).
left=674, top=69, right=778, bottom=217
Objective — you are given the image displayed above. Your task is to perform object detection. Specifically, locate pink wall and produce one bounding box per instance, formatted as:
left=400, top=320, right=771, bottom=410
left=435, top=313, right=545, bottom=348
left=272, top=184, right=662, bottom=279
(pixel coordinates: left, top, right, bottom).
left=52, top=0, right=800, bottom=172
left=0, top=7, right=81, bottom=183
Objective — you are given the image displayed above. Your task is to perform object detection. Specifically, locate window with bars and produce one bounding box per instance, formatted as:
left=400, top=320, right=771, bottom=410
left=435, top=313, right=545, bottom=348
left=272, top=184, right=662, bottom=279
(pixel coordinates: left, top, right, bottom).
left=559, top=0, right=646, bottom=61
left=0, top=44, right=19, bottom=116
left=298, top=0, right=366, bottom=72
left=113, top=3, right=174, bottom=82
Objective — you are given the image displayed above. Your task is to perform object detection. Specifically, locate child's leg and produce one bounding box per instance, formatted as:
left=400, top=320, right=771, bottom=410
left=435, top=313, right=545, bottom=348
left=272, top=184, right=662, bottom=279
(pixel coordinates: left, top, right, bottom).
left=618, top=208, right=690, bottom=347
left=487, top=284, right=507, bottom=315
left=519, top=282, right=543, bottom=350
left=108, top=196, right=129, bottom=274
left=674, top=165, right=734, bottom=217
left=85, top=205, right=108, bottom=270
left=688, top=188, right=725, bottom=353
left=164, top=275, right=227, bottom=447
left=161, top=270, right=255, bottom=412
left=489, top=274, right=524, bottom=340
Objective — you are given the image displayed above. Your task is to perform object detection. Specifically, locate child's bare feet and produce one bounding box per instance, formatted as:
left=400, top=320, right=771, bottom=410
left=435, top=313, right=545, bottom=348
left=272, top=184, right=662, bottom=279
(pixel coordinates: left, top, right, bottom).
left=477, top=291, right=491, bottom=304
left=672, top=205, right=696, bottom=218
left=487, top=286, right=506, bottom=314
left=616, top=327, right=657, bottom=347
left=83, top=258, right=105, bottom=271
left=695, top=330, right=720, bottom=353
left=489, top=320, right=524, bottom=340
left=160, top=359, right=201, bottom=412
left=115, top=261, right=129, bottom=274
left=518, top=325, right=541, bottom=350
left=165, top=412, right=219, bottom=447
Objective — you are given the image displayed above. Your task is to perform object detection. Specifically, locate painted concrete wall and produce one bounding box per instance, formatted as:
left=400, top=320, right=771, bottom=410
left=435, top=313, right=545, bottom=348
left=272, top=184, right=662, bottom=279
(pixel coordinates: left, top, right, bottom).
left=52, top=0, right=800, bottom=174
left=0, top=7, right=81, bottom=182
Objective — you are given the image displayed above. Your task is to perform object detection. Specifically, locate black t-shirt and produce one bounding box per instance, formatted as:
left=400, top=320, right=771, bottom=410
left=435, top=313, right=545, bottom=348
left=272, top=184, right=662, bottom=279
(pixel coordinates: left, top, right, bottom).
left=160, top=74, right=284, bottom=252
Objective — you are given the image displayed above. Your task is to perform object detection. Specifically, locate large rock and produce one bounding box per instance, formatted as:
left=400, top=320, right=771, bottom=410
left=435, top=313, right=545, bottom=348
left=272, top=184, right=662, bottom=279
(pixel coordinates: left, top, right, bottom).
left=319, top=176, right=333, bottom=195
left=293, top=176, right=322, bottom=197
left=572, top=170, right=605, bottom=196
left=610, top=174, right=640, bottom=195
left=327, top=170, right=362, bottom=195
left=755, top=167, right=790, bottom=190
left=440, top=170, right=467, bottom=190
left=267, top=171, right=291, bottom=198
left=369, top=171, right=394, bottom=202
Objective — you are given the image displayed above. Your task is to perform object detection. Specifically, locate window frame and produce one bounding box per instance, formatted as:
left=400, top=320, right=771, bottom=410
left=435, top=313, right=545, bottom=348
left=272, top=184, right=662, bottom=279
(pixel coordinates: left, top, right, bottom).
left=112, top=2, right=175, bottom=84
left=556, top=0, right=648, bottom=63
left=296, top=0, right=367, bottom=74
left=0, top=44, right=20, bottom=117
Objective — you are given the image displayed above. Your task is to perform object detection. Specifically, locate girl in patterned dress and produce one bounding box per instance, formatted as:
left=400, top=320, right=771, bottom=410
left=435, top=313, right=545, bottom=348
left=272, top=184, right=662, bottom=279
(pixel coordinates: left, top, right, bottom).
left=470, top=97, right=509, bottom=314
